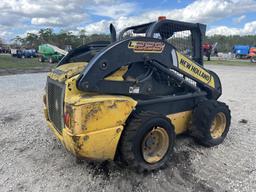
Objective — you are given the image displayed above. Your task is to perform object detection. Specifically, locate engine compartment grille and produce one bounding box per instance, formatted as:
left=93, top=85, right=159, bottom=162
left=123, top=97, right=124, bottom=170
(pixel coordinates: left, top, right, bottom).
left=47, top=78, right=65, bottom=133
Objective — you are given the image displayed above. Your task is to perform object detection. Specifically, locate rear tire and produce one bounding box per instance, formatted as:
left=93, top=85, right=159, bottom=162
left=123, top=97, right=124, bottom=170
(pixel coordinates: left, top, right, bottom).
left=119, top=111, right=175, bottom=172
left=190, top=100, right=231, bottom=147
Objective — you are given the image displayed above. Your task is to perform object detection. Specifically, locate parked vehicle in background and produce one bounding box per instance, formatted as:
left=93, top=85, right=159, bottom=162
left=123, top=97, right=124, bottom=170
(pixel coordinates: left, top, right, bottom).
left=38, top=44, right=68, bottom=63
left=11, top=49, right=36, bottom=58
left=249, top=47, right=256, bottom=63
left=232, top=45, right=250, bottom=59
left=11, top=49, right=18, bottom=57
left=17, top=49, right=37, bottom=58
left=203, top=42, right=218, bottom=61
left=232, top=45, right=256, bottom=63
left=0, top=46, right=10, bottom=54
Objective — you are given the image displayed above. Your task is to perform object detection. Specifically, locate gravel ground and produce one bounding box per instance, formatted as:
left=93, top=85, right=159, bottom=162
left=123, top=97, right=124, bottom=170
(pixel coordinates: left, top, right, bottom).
left=0, top=65, right=256, bottom=192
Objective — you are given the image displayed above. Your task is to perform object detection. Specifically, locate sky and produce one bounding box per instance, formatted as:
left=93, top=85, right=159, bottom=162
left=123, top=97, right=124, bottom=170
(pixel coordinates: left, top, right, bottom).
left=0, top=0, right=256, bottom=42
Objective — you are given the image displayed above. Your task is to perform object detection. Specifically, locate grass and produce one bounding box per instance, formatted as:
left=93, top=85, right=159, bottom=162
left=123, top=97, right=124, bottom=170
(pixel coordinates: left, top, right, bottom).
left=204, top=59, right=254, bottom=66
left=0, top=54, right=55, bottom=69
left=0, top=54, right=254, bottom=74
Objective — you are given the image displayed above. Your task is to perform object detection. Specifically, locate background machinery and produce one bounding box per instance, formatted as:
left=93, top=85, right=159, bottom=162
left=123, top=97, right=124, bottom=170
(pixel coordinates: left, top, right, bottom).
left=38, top=44, right=68, bottom=63
left=233, top=45, right=250, bottom=59
left=249, top=47, right=256, bottom=63
left=203, top=42, right=218, bottom=61
left=43, top=17, right=231, bottom=172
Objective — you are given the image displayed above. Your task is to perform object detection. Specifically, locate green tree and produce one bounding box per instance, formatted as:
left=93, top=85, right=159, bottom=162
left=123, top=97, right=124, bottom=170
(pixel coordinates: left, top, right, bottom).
left=24, top=33, right=39, bottom=48
left=38, top=28, right=54, bottom=44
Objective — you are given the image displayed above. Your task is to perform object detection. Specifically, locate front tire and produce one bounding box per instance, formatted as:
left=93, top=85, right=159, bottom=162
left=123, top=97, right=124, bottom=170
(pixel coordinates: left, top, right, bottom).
left=190, top=100, right=231, bottom=147
left=119, top=111, right=175, bottom=172
left=251, top=57, right=256, bottom=63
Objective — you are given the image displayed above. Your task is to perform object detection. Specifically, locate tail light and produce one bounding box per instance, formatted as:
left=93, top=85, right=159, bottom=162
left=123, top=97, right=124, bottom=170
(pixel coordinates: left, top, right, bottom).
left=64, top=112, right=71, bottom=128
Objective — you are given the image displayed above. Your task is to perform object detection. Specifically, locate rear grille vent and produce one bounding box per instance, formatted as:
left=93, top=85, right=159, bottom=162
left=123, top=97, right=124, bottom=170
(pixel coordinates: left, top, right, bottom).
left=47, top=78, right=65, bottom=133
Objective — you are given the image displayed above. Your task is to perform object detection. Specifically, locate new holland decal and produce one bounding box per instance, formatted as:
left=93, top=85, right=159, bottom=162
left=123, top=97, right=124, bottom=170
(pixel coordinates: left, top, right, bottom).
left=176, top=52, right=215, bottom=88
left=128, top=41, right=165, bottom=53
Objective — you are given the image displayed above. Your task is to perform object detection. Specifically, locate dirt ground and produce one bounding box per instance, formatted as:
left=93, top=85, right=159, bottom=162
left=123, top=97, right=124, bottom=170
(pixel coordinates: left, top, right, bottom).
left=0, top=65, right=255, bottom=192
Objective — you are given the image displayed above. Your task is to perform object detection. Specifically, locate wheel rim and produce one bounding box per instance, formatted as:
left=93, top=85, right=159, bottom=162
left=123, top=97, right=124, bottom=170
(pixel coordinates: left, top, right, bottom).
left=142, top=127, right=169, bottom=164
left=210, top=112, right=227, bottom=139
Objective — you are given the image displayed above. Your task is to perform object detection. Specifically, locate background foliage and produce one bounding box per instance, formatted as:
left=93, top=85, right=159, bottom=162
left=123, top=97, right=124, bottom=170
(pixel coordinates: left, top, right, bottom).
left=5, top=28, right=256, bottom=52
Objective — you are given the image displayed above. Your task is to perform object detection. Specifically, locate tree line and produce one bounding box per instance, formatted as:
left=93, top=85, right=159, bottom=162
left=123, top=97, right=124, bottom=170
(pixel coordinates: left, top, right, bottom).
left=9, top=28, right=256, bottom=52
left=11, top=28, right=110, bottom=50
left=204, top=35, right=256, bottom=52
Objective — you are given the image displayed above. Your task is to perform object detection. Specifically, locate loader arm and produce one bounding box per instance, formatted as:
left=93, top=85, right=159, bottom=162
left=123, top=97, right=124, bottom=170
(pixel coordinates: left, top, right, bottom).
left=77, top=37, right=221, bottom=99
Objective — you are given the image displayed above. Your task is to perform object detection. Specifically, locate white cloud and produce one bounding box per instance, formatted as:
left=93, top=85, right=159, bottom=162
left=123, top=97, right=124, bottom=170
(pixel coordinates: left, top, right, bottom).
left=145, top=0, right=256, bottom=23
left=243, top=21, right=256, bottom=34
left=79, top=15, right=152, bottom=35
left=0, top=0, right=136, bottom=28
left=233, top=15, right=246, bottom=24
left=0, top=0, right=89, bottom=27
left=0, top=31, right=13, bottom=42
left=0, top=25, right=14, bottom=41
left=1, top=0, right=256, bottom=41
left=88, top=2, right=136, bottom=18
left=207, top=21, right=256, bottom=36
left=81, top=20, right=110, bottom=34
left=0, top=0, right=138, bottom=41
left=31, top=14, right=86, bottom=26
left=80, top=0, right=256, bottom=35
left=207, top=26, right=241, bottom=36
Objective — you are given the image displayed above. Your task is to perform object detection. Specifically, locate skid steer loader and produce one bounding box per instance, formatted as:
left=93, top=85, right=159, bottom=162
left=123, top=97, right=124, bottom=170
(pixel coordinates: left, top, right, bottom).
left=43, top=17, right=231, bottom=172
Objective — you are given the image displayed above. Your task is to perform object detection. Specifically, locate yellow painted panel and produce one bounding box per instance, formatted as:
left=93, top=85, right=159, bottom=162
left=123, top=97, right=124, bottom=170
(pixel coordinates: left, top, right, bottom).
left=64, top=75, right=83, bottom=99
left=70, top=98, right=137, bottom=135
left=48, top=62, right=87, bottom=82
left=47, top=120, right=123, bottom=160
left=62, top=128, right=77, bottom=155
left=104, top=66, right=128, bottom=81
left=167, top=111, right=192, bottom=134
left=65, top=126, right=123, bottom=160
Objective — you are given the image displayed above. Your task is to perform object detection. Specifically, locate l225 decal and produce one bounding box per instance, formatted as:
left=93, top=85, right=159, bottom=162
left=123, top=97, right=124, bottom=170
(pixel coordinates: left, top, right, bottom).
left=128, top=41, right=165, bottom=53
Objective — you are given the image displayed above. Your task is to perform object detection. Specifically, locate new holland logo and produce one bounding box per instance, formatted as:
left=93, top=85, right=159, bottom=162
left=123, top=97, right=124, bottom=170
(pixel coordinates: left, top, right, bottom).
left=128, top=41, right=165, bottom=53
left=176, top=51, right=215, bottom=88
left=180, top=59, right=211, bottom=82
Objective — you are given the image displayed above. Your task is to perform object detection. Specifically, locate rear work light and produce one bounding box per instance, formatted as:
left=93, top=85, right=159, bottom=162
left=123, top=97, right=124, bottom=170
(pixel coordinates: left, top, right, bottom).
left=158, top=16, right=166, bottom=21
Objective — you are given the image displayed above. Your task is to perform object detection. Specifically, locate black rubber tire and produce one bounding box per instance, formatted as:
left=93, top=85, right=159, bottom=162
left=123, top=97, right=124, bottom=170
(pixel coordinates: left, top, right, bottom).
left=190, top=100, right=231, bottom=147
left=251, top=57, right=256, bottom=63
left=119, top=111, right=175, bottom=172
